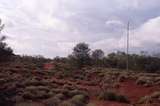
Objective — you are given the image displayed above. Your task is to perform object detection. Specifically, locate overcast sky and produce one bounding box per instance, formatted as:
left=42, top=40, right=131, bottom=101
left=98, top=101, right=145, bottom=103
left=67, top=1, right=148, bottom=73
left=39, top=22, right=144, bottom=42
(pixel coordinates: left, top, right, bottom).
left=0, top=0, right=160, bottom=57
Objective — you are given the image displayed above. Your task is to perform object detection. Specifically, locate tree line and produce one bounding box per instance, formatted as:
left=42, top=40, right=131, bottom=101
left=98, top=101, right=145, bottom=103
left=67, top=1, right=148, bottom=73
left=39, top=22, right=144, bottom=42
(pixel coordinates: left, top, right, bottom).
left=55, top=42, right=160, bottom=73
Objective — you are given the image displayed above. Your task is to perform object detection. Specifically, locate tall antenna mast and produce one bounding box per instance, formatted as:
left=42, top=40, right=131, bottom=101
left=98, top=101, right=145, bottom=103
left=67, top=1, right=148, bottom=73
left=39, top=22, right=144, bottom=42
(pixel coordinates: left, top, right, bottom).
left=126, top=22, right=129, bottom=71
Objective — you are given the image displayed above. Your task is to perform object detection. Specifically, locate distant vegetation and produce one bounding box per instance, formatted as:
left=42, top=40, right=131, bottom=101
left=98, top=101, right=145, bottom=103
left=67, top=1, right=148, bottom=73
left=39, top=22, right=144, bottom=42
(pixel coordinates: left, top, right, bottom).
left=0, top=36, right=160, bottom=73
left=54, top=42, right=160, bottom=73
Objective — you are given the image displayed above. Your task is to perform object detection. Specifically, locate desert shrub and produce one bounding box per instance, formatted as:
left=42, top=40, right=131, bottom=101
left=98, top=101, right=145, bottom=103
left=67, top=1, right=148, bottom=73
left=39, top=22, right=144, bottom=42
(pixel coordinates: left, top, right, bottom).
left=98, top=91, right=117, bottom=101
left=23, top=90, right=50, bottom=100
left=54, top=62, right=75, bottom=78
left=12, top=95, right=24, bottom=103
left=118, top=74, right=128, bottom=82
left=63, top=84, right=75, bottom=90
left=68, top=90, right=89, bottom=98
left=70, top=94, right=89, bottom=106
left=16, top=102, right=44, bottom=106
left=116, top=95, right=130, bottom=103
left=23, top=85, right=51, bottom=100
left=98, top=72, right=105, bottom=77
left=98, top=90, right=130, bottom=103
left=60, top=94, right=89, bottom=106
left=37, top=86, right=50, bottom=92
left=51, top=88, right=64, bottom=94
left=0, top=82, right=17, bottom=106
left=0, top=36, right=13, bottom=62
left=44, top=96, right=61, bottom=106
left=136, top=77, right=154, bottom=87
left=112, top=82, right=120, bottom=89
left=24, top=78, right=47, bottom=86
left=54, top=62, right=70, bottom=71
left=154, top=77, right=160, bottom=85
left=138, top=96, right=152, bottom=104
left=86, top=103, right=96, bottom=106
left=151, top=91, right=160, bottom=98
left=60, top=101, right=75, bottom=106
left=0, top=90, right=14, bottom=106
left=138, top=91, right=160, bottom=104
left=22, top=91, right=34, bottom=100
left=14, top=55, right=50, bottom=69
left=155, top=81, right=160, bottom=85
left=35, top=90, right=50, bottom=99
left=54, top=93, right=66, bottom=100
left=25, top=85, right=50, bottom=92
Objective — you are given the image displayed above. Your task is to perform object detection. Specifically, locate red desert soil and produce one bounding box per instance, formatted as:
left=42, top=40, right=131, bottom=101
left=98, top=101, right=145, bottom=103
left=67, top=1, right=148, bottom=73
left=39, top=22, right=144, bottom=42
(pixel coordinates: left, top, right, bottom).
left=15, top=79, right=159, bottom=106
left=51, top=76, right=160, bottom=106
left=89, top=80, right=160, bottom=106
left=1, top=63, right=159, bottom=106
left=118, top=80, right=160, bottom=102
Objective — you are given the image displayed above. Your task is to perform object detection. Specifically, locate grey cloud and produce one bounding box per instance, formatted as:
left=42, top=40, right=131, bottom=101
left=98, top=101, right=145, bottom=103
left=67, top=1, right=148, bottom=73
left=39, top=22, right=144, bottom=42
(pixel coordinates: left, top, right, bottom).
left=0, top=0, right=160, bottom=57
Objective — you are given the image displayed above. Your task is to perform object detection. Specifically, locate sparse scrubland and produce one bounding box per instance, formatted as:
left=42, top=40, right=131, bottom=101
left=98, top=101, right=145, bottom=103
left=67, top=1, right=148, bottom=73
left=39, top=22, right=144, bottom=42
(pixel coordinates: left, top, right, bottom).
left=0, top=58, right=160, bottom=106
left=0, top=30, right=160, bottom=106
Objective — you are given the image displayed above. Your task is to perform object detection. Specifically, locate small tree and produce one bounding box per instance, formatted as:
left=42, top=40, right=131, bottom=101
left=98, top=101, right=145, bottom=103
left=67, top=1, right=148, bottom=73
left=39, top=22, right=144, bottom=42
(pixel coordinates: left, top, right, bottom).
left=91, top=49, right=104, bottom=67
left=107, top=52, right=118, bottom=68
left=71, top=42, right=91, bottom=68
left=0, top=19, right=13, bottom=61
left=92, top=49, right=104, bottom=60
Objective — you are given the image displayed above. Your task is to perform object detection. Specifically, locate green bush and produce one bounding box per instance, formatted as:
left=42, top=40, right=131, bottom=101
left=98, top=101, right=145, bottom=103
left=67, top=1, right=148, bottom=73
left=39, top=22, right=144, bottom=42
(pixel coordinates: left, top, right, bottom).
left=60, top=101, right=75, bottom=106
left=70, top=94, right=89, bottom=106
left=116, top=95, right=130, bottom=103
left=98, top=91, right=130, bottom=103
left=98, top=91, right=117, bottom=101
left=136, top=77, right=153, bottom=87
left=138, top=91, right=160, bottom=104
left=0, top=36, right=13, bottom=62
left=68, top=90, right=89, bottom=98
left=44, top=96, right=61, bottom=106
left=60, top=94, right=89, bottom=106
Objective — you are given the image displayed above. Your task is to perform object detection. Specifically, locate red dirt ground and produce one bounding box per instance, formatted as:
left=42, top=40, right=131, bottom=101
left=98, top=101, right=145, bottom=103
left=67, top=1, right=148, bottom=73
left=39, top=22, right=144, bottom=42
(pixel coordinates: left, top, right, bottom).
left=51, top=76, right=160, bottom=106
left=118, top=80, right=160, bottom=103
left=89, top=80, right=160, bottom=106
left=1, top=62, right=159, bottom=106
left=30, top=63, right=160, bottom=106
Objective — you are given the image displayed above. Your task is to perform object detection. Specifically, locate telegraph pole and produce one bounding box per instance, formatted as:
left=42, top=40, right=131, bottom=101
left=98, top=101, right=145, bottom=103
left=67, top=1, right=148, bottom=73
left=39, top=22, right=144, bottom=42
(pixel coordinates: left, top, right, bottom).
left=126, top=22, right=129, bottom=71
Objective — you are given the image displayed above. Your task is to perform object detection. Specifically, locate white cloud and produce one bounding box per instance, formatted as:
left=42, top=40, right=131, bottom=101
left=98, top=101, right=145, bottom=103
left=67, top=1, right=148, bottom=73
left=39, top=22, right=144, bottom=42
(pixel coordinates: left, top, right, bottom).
left=105, top=20, right=123, bottom=26
left=91, top=16, right=160, bottom=54
left=0, top=0, right=160, bottom=57
left=131, top=16, right=160, bottom=49
left=114, top=0, right=160, bottom=10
